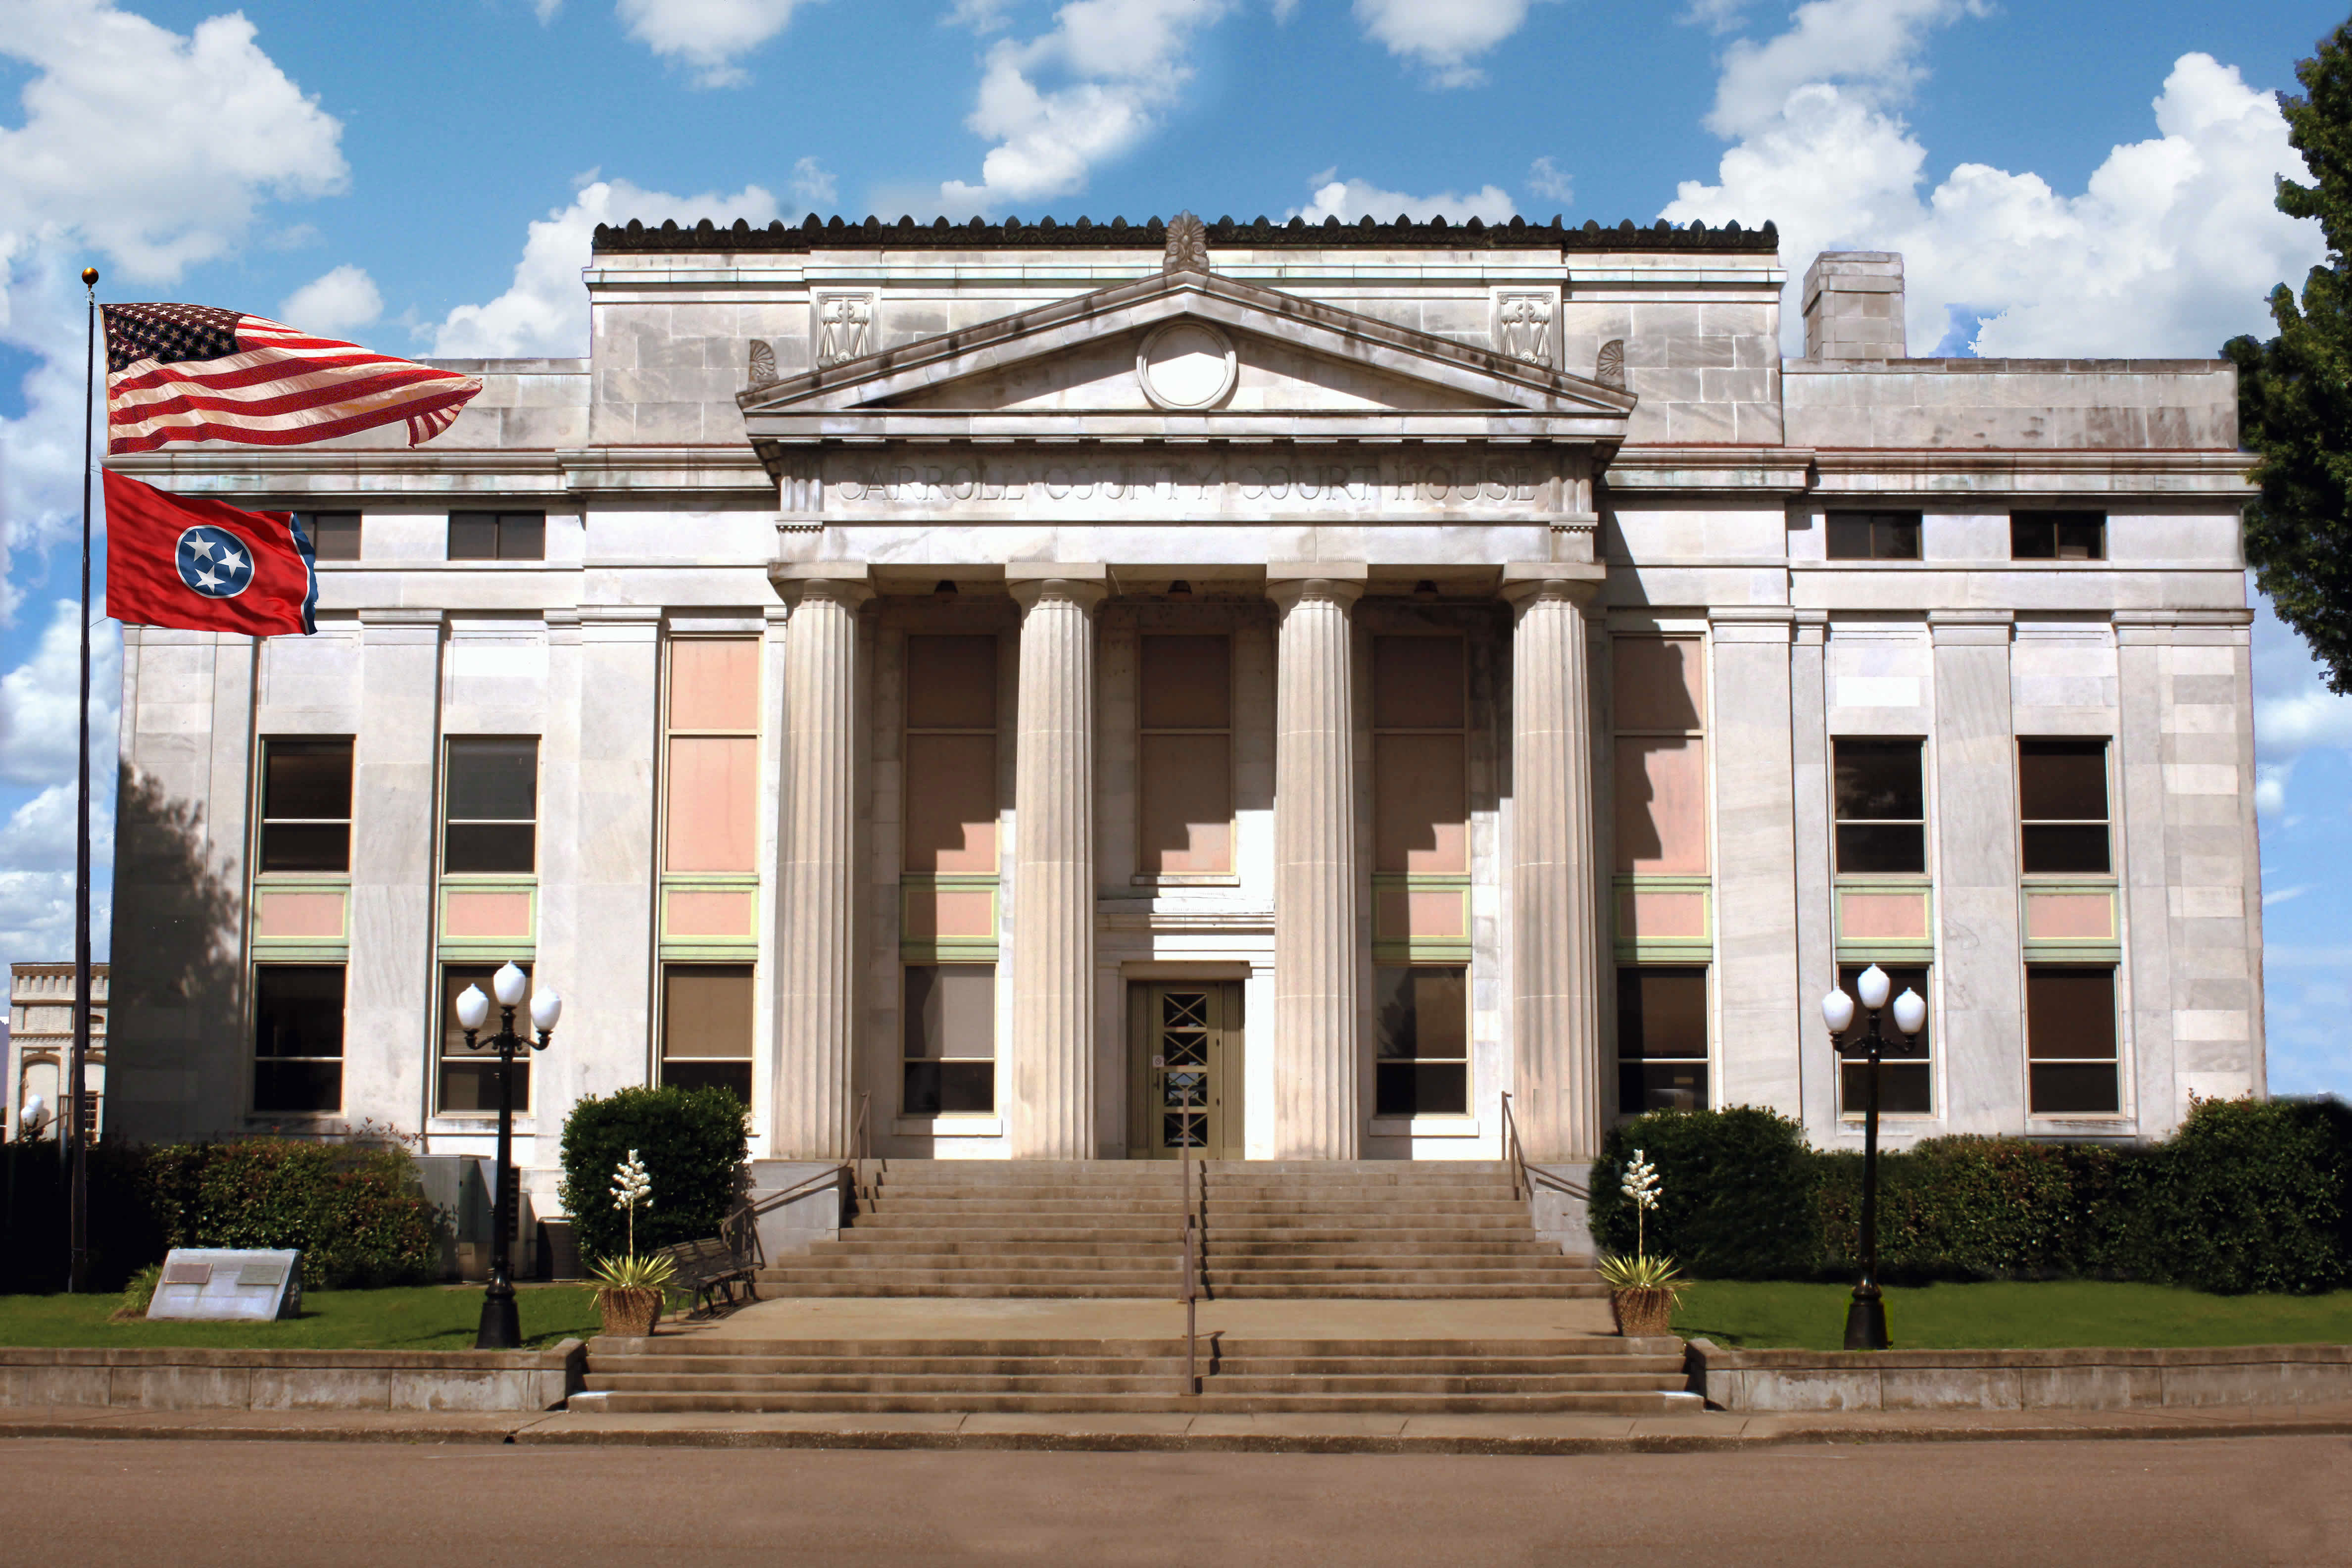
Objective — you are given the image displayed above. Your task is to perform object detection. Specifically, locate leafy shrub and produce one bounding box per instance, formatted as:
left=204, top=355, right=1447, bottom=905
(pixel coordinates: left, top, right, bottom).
left=558, top=1085, right=748, bottom=1264
left=143, top=1139, right=442, bottom=1289
left=2103, top=1096, right=2352, bottom=1294
left=1816, top=1136, right=2122, bottom=1282
left=1590, top=1108, right=1818, bottom=1278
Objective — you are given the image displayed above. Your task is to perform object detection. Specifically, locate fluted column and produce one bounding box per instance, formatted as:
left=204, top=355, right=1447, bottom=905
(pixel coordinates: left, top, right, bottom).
left=1507, top=569, right=1605, bottom=1161
left=1008, top=571, right=1106, bottom=1158
left=774, top=571, right=871, bottom=1158
left=1269, top=572, right=1365, bottom=1159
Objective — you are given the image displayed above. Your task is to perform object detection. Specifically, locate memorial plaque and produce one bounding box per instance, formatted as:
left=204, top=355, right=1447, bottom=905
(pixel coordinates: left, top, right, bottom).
left=146, top=1248, right=302, bottom=1322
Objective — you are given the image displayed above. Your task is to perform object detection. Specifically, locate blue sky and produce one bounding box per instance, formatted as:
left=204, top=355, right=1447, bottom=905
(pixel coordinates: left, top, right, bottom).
left=0, top=0, right=2347, bottom=1094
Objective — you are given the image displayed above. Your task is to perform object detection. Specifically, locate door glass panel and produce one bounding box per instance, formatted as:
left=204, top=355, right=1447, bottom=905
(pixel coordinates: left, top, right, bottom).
left=1147, top=987, right=1223, bottom=1153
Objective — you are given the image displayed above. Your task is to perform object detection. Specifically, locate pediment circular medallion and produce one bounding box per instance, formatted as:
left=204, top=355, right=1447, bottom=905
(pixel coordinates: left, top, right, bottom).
left=1135, top=321, right=1237, bottom=411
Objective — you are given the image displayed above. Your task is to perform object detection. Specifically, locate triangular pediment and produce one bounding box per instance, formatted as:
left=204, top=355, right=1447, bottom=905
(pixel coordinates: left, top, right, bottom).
left=738, top=269, right=1635, bottom=443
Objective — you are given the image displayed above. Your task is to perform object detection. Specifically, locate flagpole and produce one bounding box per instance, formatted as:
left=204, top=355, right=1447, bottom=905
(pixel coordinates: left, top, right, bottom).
left=69, top=265, right=98, bottom=1294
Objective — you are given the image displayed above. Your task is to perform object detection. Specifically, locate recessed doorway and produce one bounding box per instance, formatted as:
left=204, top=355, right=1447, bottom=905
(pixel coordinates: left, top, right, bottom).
left=1128, top=981, right=1244, bottom=1159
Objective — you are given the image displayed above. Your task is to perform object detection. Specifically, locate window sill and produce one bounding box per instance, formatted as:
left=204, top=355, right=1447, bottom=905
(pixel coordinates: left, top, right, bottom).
left=894, top=1115, right=1003, bottom=1137
left=1131, top=875, right=1242, bottom=888
left=1368, top=1117, right=1481, bottom=1138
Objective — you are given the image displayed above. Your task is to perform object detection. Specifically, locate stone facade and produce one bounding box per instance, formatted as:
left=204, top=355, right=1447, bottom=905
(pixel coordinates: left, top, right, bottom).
left=7, top=962, right=108, bottom=1140
left=104, top=215, right=2262, bottom=1212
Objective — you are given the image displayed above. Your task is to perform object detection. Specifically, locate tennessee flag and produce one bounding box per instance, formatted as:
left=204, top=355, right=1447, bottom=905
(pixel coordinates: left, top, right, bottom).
left=103, top=471, right=316, bottom=636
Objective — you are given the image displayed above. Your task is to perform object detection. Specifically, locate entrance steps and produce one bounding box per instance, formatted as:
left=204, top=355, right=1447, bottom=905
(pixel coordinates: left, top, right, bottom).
left=753, top=1160, right=1608, bottom=1300
left=579, top=1334, right=1692, bottom=1416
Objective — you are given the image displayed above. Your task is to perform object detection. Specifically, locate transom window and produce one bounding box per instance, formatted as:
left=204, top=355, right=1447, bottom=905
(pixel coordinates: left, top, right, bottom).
left=447, top=510, right=545, bottom=561
left=2019, top=739, right=2110, bottom=875
left=296, top=512, right=361, bottom=561
left=1825, top=510, right=1922, bottom=561
left=1833, top=738, right=1926, bottom=875
left=2011, top=510, right=2105, bottom=561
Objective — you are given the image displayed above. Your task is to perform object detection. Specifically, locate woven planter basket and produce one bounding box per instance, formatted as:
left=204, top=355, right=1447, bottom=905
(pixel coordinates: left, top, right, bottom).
left=595, top=1285, right=665, bottom=1338
left=1610, top=1287, right=1677, bottom=1339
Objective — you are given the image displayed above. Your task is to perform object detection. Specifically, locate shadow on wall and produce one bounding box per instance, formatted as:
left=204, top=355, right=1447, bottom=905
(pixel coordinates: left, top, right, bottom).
left=107, top=766, right=245, bottom=1145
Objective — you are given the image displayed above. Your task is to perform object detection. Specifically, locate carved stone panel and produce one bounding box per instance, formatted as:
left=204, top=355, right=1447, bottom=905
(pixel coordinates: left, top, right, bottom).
left=813, top=293, right=875, bottom=368
left=1493, top=290, right=1558, bottom=370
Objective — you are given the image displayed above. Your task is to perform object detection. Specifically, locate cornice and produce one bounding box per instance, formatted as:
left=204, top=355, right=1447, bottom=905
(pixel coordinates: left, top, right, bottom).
left=594, top=212, right=1778, bottom=255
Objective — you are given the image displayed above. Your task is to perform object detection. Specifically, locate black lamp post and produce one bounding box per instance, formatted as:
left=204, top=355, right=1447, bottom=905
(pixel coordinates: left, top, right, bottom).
left=1821, top=964, right=1924, bottom=1353
left=456, top=961, right=560, bottom=1351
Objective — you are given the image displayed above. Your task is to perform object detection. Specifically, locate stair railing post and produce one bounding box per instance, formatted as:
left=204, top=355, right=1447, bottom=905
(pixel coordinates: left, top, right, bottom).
left=1180, top=1081, right=1198, bottom=1396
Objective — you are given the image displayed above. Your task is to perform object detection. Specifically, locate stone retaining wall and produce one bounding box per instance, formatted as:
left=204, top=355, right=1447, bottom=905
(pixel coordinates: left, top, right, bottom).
left=0, top=1342, right=585, bottom=1412
left=1686, top=1339, right=2352, bottom=1413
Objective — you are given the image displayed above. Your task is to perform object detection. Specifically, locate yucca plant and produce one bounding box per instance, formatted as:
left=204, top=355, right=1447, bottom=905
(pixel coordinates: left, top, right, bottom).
left=588, top=1251, right=677, bottom=1291
left=1597, top=1251, right=1686, bottom=1291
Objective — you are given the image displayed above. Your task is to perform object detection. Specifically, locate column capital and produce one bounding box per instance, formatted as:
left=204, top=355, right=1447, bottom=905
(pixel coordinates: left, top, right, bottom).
left=1266, top=562, right=1367, bottom=612
left=1007, top=561, right=1109, bottom=612
left=770, top=562, right=874, bottom=610
left=1500, top=561, right=1605, bottom=612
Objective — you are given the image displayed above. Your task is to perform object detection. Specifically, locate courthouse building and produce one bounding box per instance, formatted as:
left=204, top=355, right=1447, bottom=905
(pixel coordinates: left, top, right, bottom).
left=105, top=212, right=2263, bottom=1198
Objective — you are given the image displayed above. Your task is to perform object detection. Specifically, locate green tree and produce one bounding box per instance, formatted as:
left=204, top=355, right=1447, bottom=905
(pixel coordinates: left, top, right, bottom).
left=2228, top=21, right=2352, bottom=688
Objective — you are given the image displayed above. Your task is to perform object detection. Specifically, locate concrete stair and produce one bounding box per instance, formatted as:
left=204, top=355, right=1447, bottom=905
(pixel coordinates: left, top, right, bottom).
left=753, top=1160, right=1608, bottom=1300
left=579, top=1334, right=1696, bottom=1416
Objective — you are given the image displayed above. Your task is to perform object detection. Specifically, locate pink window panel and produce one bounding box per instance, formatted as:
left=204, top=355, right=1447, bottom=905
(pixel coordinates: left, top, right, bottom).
left=666, top=735, right=758, bottom=873
left=1614, top=737, right=1708, bottom=875
left=1616, top=889, right=1707, bottom=939
left=1614, top=637, right=1705, bottom=732
left=904, top=887, right=996, bottom=938
left=2027, top=893, right=2112, bottom=941
left=668, top=890, right=756, bottom=938
left=1375, top=733, right=1468, bottom=875
left=905, top=733, right=998, bottom=873
left=256, top=890, right=344, bottom=939
left=1841, top=892, right=1928, bottom=941
left=1140, top=732, right=1233, bottom=874
left=444, top=890, right=532, bottom=938
left=669, top=639, right=760, bottom=732
left=1375, top=886, right=1467, bottom=939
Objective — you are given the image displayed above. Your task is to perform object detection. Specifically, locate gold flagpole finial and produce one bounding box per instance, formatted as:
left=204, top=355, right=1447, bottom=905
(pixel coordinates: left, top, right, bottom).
left=80, top=266, right=98, bottom=289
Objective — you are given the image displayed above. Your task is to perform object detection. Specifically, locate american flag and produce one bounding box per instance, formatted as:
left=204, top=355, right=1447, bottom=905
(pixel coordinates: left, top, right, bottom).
left=103, top=302, right=483, bottom=455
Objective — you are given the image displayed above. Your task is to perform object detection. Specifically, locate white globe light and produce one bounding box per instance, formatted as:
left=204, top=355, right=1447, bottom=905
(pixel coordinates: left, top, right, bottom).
left=20, top=1094, right=48, bottom=1131
left=1893, top=987, right=1927, bottom=1037
left=492, top=962, right=528, bottom=1007
left=456, top=984, right=491, bottom=1031
left=1820, top=989, right=1856, bottom=1034
left=1857, top=964, right=1892, bottom=1011
left=530, top=987, right=563, bottom=1033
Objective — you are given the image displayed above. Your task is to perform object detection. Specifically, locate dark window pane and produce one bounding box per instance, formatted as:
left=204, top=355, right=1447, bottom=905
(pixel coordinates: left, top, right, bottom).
left=662, top=1060, right=753, bottom=1101
left=1376, top=1062, right=1467, bottom=1118
left=263, top=739, right=352, bottom=820
left=902, top=1063, right=942, bottom=1116
left=902, top=966, right=995, bottom=1061
left=260, top=822, right=350, bottom=874
left=254, top=966, right=343, bottom=1060
left=2022, top=824, right=2109, bottom=875
left=444, top=822, right=535, bottom=874
left=1833, top=739, right=1924, bottom=822
left=2019, top=740, right=2108, bottom=821
left=1841, top=1062, right=1932, bottom=1116
left=438, top=1061, right=527, bottom=1114
left=1825, top=514, right=1872, bottom=560
left=1374, top=967, right=1466, bottom=1060
left=2054, top=513, right=2105, bottom=560
left=446, top=738, right=538, bottom=821
left=1620, top=1061, right=1708, bottom=1115
left=1617, top=967, right=1707, bottom=1060
left=300, top=513, right=362, bottom=562
left=1836, top=965, right=1930, bottom=1116
left=2011, top=515, right=2053, bottom=558
left=448, top=512, right=498, bottom=560
left=1825, top=511, right=1921, bottom=561
left=2026, top=968, right=2116, bottom=1061
left=2030, top=1064, right=2120, bottom=1115
left=1881, top=515, right=1921, bottom=559
left=1836, top=823, right=1926, bottom=875
left=938, top=1061, right=995, bottom=1114
left=254, top=1061, right=342, bottom=1114
left=497, top=512, right=546, bottom=561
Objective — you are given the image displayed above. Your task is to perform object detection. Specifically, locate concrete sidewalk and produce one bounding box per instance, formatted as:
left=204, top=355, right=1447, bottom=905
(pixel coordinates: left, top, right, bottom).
left=4, top=1399, right=2350, bottom=1454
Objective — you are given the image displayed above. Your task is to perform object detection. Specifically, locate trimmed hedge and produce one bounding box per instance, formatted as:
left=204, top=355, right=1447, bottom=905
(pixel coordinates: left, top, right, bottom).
left=558, top=1084, right=749, bottom=1264
left=1588, top=1096, right=2352, bottom=1295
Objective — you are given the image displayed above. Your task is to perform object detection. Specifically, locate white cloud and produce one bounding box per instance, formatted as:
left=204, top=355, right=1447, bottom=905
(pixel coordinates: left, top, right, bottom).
left=615, top=0, right=825, bottom=87
left=278, top=264, right=383, bottom=335
left=1527, top=155, right=1573, bottom=205
left=1682, top=0, right=1750, bottom=33
left=1663, top=5, right=2323, bottom=359
left=1289, top=174, right=1516, bottom=225
left=946, top=0, right=1015, bottom=31
left=0, top=0, right=347, bottom=626
left=790, top=156, right=838, bottom=207
left=2265, top=884, right=2312, bottom=910
left=1351, top=0, right=1550, bottom=87
left=940, top=0, right=1236, bottom=212
left=536, top=0, right=564, bottom=19
left=430, top=178, right=783, bottom=358
left=0, top=598, right=120, bottom=789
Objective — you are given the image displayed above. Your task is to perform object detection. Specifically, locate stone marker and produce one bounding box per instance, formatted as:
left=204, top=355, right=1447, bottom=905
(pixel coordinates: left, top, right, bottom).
left=146, top=1248, right=302, bottom=1322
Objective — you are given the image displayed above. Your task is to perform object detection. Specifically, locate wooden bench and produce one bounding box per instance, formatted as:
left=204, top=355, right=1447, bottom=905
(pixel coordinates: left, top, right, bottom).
left=652, top=1205, right=761, bottom=1319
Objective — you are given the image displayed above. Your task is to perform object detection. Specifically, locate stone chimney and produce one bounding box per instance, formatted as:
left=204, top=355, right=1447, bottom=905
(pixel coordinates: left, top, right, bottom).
left=1802, top=251, right=1906, bottom=359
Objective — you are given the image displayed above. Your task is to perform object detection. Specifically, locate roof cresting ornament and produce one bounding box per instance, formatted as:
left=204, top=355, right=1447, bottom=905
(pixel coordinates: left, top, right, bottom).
left=1163, top=211, right=1210, bottom=275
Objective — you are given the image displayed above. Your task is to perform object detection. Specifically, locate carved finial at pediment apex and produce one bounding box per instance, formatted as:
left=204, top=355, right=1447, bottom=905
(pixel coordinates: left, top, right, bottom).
left=1164, top=211, right=1210, bottom=274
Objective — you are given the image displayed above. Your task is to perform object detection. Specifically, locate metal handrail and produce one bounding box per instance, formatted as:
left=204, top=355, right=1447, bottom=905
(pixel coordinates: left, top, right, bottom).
left=1178, top=1085, right=1203, bottom=1397
left=1500, top=1090, right=1530, bottom=1203
left=743, top=1090, right=878, bottom=1221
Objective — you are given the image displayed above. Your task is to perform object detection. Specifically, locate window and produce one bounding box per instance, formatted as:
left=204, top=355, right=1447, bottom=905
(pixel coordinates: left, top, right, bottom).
left=444, top=738, right=537, bottom=873
left=1825, top=510, right=1922, bottom=561
left=665, top=639, right=760, bottom=875
left=1374, top=966, right=1468, bottom=1116
left=253, top=964, right=344, bottom=1113
left=662, top=965, right=753, bottom=1103
left=2019, top=739, right=2110, bottom=875
left=904, top=636, right=998, bottom=876
left=1835, top=963, right=1931, bottom=1116
left=2027, top=966, right=2119, bottom=1114
left=439, top=963, right=530, bottom=1113
left=903, top=964, right=994, bottom=1115
left=1373, top=637, right=1468, bottom=877
left=259, top=738, right=352, bottom=873
left=1617, top=967, right=1708, bottom=1114
left=1139, top=635, right=1233, bottom=876
left=447, top=511, right=546, bottom=561
left=297, top=512, right=361, bottom=562
left=1834, top=739, right=1926, bottom=875
left=2011, top=510, right=2105, bottom=561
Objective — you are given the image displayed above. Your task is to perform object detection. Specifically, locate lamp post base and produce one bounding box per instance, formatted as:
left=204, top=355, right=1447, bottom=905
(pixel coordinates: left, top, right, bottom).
left=1843, top=1284, right=1890, bottom=1352
left=476, top=1281, right=522, bottom=1351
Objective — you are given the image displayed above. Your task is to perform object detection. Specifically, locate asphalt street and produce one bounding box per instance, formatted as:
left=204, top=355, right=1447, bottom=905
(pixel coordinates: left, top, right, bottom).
left=4, top=1434, right=2345, bottom=1566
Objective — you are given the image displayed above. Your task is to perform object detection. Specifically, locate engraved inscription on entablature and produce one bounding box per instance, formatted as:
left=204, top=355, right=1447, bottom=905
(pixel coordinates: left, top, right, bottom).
left=820, top=449, right=1576, bottom=516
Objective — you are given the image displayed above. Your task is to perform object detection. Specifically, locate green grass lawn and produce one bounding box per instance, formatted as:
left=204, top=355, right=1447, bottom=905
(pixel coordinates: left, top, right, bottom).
left=1674, top=1278, right=2352, bottom=1352
left=0, top=1284, right=601, bottom=1351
